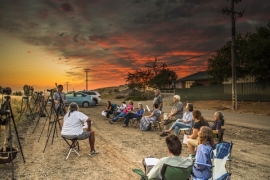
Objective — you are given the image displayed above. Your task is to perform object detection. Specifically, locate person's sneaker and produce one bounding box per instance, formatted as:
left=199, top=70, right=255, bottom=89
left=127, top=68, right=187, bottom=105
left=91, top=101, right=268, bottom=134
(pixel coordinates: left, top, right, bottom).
left=109, top=119, right=114, bottom=124
left=89, top=149, right=99, bottom=156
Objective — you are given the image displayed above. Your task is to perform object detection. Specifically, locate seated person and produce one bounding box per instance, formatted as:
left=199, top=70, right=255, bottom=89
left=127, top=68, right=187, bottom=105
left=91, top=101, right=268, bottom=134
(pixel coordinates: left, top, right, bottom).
left=103, top=101, right=114, bottom=118
left=161, top=103, right=193, bottom=136
left=187, top=110, right=209, bottom=159
left=115, top=101, right=127, bottom=116
left=192, top=126, right=214, bottom=180
left=61, top=102, right=99, bottom=155
left=110, top=100, right=134, bottom=123
left=163, top=95, right=183, bottom=130
left=146, top=135, right=193, bottom=179
left=140, top=103, right=161, bottom=131
left=123, top=102, right=144, bottom=127
left=211, top=111, right=225, bottom=139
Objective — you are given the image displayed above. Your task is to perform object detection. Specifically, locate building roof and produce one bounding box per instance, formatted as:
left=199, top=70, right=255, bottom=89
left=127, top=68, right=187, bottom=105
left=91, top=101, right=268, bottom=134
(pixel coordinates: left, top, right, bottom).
left=177, top=71, right=210, bottom=81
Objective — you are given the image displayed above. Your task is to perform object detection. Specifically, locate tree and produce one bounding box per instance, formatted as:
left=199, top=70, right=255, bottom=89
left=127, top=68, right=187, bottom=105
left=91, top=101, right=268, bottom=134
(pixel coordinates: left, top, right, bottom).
left=126, top=57, right=178, bottom=90
left=125, top=69, right=153, bottom=91
left=207, top=22, right=270, bottom=88
left=148, top=69, right=178, bottom=89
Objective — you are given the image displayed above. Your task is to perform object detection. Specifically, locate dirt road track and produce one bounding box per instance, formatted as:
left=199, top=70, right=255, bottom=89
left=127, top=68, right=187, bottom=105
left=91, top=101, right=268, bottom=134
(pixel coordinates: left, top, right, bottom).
left=0, top=99, right=269, bottom=180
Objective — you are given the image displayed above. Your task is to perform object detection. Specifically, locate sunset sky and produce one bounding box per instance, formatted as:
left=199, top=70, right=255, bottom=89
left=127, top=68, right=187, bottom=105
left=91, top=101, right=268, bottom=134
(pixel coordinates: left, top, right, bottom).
left=0, top=0, right=269, bottom=92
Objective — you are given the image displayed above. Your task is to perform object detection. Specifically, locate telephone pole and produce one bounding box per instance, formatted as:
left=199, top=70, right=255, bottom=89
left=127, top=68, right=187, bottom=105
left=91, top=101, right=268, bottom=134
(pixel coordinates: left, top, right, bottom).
left=222, top=0, right=244, bottom=110
left=83, top=69, right=90, bottom=90
left=66, top=82, right=69, bottom=92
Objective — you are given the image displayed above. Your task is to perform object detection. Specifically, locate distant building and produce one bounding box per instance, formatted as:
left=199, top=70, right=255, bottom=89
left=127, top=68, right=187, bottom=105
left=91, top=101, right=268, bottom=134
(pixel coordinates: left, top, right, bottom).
left=176, top=71, right=211, bottom=88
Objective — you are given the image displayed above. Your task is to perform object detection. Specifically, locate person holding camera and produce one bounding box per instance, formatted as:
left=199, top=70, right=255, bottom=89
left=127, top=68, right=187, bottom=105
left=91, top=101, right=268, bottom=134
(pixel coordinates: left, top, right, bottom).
left=53, top=84, right=66, bottom=116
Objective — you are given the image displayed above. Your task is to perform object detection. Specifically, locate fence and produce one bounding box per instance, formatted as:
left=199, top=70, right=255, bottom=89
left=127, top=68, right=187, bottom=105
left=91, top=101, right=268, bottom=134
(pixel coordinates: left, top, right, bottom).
left=174, top=83, right=270, bottom=102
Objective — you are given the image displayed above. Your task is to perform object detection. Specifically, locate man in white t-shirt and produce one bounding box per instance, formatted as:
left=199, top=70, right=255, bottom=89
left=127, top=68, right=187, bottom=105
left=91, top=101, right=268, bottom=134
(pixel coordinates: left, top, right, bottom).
left=61, top=102, right=98, bottom=155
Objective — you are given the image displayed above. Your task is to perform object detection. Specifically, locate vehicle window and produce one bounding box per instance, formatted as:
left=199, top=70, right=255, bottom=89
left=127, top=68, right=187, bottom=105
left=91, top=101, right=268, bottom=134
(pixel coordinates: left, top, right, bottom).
left=66, top=93, right=74, bottom=97
left=76, top=93, right=83, bottom=97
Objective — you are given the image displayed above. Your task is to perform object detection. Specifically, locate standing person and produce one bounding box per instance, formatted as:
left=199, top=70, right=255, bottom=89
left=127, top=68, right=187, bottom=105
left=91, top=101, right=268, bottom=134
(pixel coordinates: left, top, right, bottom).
left=104, top=101, right=114, bottom=118
left=61, top=102, right=99, bottom=155
left=192, top=126, right=214, bottom=180
left=161, top=103, right=193, bottom=136
left=146, top=135, right=193, bottom=179
left=163, top=95, right=183, bottom=130
left=187, top=110, right=209, bottom=159
left=53, top=84, right=66, bottom=116
left=153, top=89, right=163, bottom=112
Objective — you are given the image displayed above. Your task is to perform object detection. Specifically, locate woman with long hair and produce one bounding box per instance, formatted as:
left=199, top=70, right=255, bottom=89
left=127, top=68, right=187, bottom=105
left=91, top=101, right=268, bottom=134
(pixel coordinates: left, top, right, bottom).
left=192, top=126, right=215, bottom=180
left=186, top=110, right=209, bottom=158
left=104, top=101, right=113, bottom=118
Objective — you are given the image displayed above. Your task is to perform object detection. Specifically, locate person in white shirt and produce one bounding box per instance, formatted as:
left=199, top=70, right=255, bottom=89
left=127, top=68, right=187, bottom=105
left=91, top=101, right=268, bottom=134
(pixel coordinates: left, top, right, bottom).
left=61, top=102, right=98, bottom=156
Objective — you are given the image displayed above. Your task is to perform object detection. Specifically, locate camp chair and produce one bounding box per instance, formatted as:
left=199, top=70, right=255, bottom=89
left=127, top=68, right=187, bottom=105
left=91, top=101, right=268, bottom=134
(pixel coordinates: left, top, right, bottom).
left=211, top=141, right=233, bottom=180
left=111, top=104, right=118, bottom=117
left=132, top=164, right=193, bottom=180
left=62, top=136, right=80, bottom=160
left=213, top=126, right=226, bottom=143
left=131, top=116, right=142, bottom=127
left=177, top=120, right=194, bottom=137
left=151, top=114, right=162, bottom=131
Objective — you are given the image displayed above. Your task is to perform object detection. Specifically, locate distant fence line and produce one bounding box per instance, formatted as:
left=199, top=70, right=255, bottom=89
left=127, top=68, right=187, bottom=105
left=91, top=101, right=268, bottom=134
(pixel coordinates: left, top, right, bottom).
left=162, top=83, right=270, bottom=102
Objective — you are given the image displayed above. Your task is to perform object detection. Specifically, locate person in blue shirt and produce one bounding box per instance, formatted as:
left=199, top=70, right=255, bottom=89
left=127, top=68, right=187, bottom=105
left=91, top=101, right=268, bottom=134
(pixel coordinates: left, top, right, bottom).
left=192, top=126, right=215, bottom=180
left=123, top=102, right=144, bottom=127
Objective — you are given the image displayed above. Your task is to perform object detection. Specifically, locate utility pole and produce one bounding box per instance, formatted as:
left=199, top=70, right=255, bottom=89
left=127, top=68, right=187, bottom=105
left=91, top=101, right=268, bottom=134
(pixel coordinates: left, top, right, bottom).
left=222, top=0, right=244, bottom=110
left=83, top=69, right=90, bottom=90
left=66, top=82, right=69, bottom=92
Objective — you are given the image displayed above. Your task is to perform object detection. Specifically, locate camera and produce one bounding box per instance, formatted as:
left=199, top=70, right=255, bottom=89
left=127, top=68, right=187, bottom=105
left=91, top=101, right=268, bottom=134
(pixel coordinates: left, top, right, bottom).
left=0, top=86, right=12, bottom=95
left=47, top=89, right=53, bottom=92
left=23, top=85, right=34, bottom=96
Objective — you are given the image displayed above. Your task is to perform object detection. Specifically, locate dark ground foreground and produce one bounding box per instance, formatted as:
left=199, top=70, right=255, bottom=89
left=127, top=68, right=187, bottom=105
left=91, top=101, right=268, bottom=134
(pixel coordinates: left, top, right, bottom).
left=0, top=99, right=269, bottom=180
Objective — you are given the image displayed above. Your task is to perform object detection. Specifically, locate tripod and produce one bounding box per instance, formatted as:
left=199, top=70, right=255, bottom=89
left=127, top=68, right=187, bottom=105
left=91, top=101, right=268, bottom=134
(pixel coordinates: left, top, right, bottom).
left=0, top=95, right=25, bottom=180
left=18, top=96, right=34, bottom=122
left=32, top=95, right=49, bottom=133
left=41, top=91, right=66, bottom=153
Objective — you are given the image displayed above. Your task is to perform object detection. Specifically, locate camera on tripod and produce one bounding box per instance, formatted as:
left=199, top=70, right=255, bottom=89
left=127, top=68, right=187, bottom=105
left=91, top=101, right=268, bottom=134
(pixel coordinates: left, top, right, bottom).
left=0, top=86, right=12, bottom=95
left=23, top=85, right=34, bottom=97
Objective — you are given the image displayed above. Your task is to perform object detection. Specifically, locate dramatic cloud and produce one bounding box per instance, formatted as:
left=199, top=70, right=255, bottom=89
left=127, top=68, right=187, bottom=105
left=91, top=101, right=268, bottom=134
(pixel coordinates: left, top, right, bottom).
left=0, top=0, right=269, bottom=89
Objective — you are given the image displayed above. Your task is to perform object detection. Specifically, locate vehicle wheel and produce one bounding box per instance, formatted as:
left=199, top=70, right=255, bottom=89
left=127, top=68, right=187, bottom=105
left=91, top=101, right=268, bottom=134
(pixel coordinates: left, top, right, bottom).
left=93, top=99, right=97, bottom=105
left=82, top=101, right=90, bottom=108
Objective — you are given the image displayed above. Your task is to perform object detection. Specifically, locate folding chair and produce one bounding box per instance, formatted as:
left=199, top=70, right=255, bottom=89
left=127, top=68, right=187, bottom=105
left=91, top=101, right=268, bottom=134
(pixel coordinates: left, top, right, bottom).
left=62, top=136, right=80, bottom=160
left=150, top=115, right=162, bottom=131
left=111, top=104, right=118, bottom=117
left=211, top=141, right=233, bottom=180
left=178, top=120, right=194, bottom=136
left=132, top=164, right=193, bottom=180
left=131, top=116, right=142, bottom=127
left=213, top=126, right=226, bottom=143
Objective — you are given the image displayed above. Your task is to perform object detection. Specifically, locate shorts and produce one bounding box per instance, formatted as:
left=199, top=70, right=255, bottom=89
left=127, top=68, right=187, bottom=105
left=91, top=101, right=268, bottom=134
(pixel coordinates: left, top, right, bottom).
left=187, top=138, right=198, bottom=147
left=62, top=131, right=90, bottom=140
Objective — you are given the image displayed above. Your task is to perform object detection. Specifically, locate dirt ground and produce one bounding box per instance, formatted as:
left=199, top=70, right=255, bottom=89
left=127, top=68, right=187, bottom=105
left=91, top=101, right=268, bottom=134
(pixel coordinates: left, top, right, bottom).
left=0, top=99, right=269, bottom=180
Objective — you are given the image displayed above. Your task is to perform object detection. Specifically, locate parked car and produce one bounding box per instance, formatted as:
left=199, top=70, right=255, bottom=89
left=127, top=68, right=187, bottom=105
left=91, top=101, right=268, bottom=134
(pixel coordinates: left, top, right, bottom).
left=77, top=91, right=101, bottom=105
left=66, top=92, right=95, bottom=108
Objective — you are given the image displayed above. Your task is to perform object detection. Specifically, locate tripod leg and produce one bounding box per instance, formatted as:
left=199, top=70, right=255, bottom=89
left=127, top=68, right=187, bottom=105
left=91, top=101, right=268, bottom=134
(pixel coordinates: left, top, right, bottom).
left=32, top=115, right=42, bottom=133
left=43, top=119, right=55, bottom=153
left=11, top=117, right=26, bottom=163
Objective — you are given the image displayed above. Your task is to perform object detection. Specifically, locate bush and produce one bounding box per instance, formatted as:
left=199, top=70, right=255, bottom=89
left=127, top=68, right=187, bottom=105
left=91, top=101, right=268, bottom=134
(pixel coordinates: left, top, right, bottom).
left=125, top=96, right=147, bottom=101
left=115, top=95, right=125, bottom=99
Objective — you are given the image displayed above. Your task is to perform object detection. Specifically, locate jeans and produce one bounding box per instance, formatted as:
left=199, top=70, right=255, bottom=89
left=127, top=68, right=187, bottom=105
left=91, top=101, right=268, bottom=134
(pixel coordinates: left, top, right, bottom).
left=113, top=112, right=126, bottom=122
left=170, top=121, right=191, bottom=135
left=105, top=110, right=113, bottom=118
left=123, top=113, right=139, bottom=126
